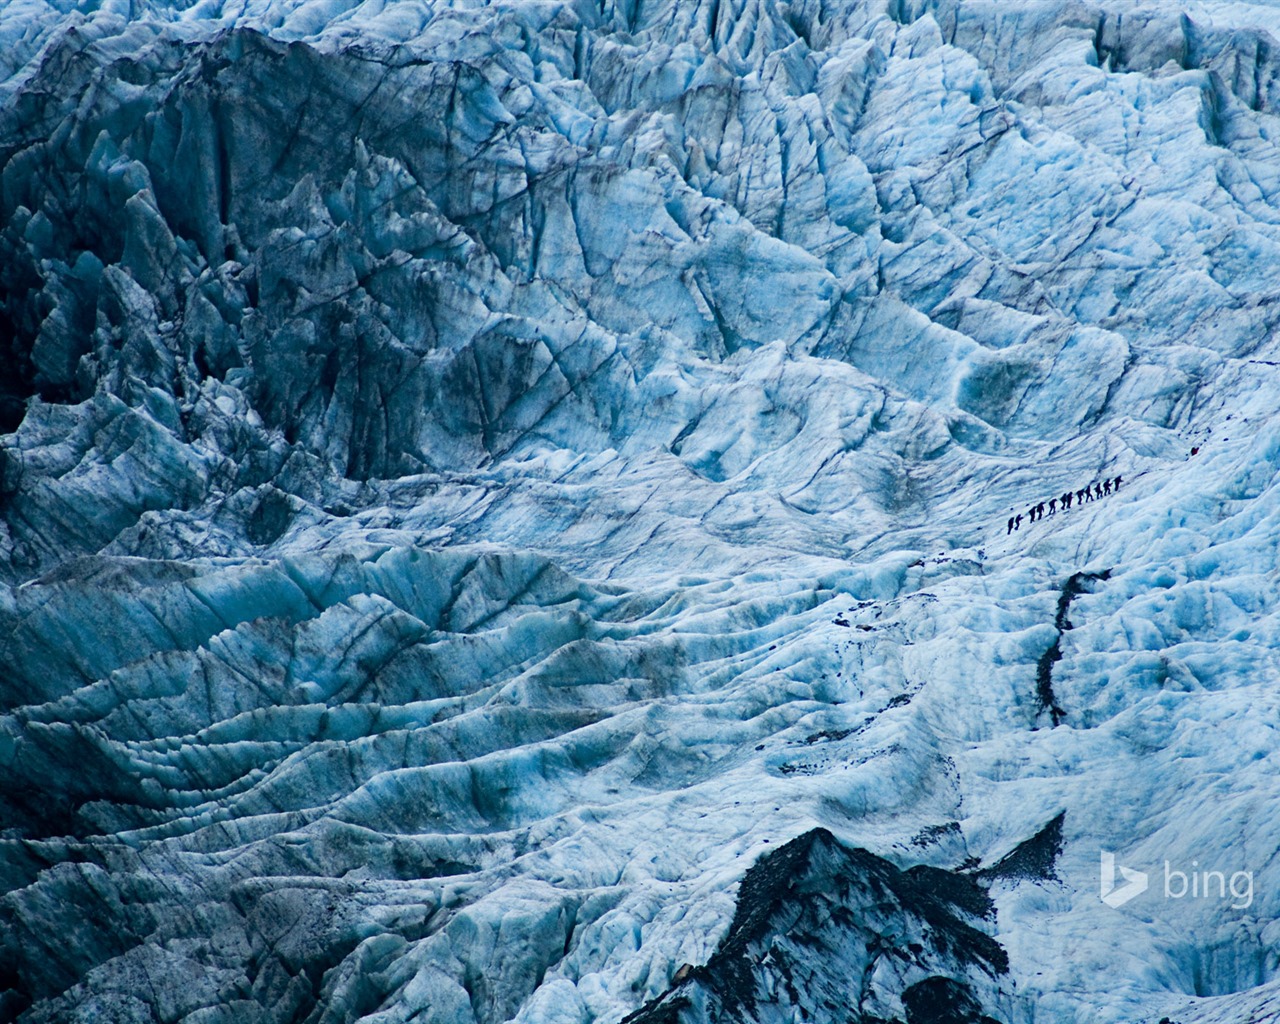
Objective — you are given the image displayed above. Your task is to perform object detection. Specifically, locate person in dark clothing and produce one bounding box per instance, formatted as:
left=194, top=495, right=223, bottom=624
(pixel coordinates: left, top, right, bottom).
left=1049, top=498, right=1057, bottom=515
left=1015, top=513, right=1023, bottom=529
left=1008, top=516, right=1015, bottom=534
left=1103, top=479, right=1112, bottom=495
left=1094, top=482, right=1103, bottom=499
left=1063, top=491, right=1073, bottom=509
left=1028, top=505, right=1037, bottom=522
left=1037, top=501, right=1046, bottom=518
left=1076, top=488, right=1085, bottom=503
left=1113, top=475, right=1122, bottom=490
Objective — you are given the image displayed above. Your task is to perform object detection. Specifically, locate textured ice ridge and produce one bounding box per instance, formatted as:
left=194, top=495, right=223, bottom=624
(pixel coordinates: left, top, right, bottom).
left=5, top=1, right=1280, bottom=1023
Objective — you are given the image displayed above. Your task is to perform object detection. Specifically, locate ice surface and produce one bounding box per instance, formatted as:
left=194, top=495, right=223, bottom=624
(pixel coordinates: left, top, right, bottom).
left=4, top=0, right=1280, bottom=1022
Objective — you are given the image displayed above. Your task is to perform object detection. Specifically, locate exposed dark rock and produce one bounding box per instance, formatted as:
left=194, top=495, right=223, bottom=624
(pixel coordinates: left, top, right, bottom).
left=1035, top=571, right=1110, bottom=726
left=622, top=828, right=1011, bottom=1024
left=978, top=813, right=1066, bottom=884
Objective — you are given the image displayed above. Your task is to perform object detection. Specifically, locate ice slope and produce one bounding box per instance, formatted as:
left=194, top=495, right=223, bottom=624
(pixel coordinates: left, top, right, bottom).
left=4, top=0, right=1280, bottom=1022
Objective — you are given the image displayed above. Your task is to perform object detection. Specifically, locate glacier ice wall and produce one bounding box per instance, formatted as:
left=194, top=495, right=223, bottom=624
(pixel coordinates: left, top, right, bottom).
left=4, top=0, right=1280, bottom=1022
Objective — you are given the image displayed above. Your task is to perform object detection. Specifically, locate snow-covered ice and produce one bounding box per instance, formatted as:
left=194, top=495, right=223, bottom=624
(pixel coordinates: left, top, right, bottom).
left=4, top=1, right=1280, bottom=1022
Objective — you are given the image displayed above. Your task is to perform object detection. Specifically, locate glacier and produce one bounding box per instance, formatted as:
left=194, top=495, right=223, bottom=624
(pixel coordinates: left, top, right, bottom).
left=4, top=0, right=1280, bottom=1021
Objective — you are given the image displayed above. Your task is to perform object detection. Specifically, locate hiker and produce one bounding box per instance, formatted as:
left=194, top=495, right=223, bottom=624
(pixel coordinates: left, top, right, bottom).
left=1113, top=475, right=1122, bottom=491
left=1007, top=516, right=1015, bottom=534
left=1191, top=446, right=1199, bottom=456
left=1015, top=513, right=1023, bottom=529
left=1103, top=479, right=1111, bottom=495
left=1049, top=498, right=1057, bottom=515
left=1094, top=482, right=1103, bottom=499
left=1028, top=505, right=1037, bottom=522
left=1076, top=487, right=1085, bottom=503
left=1063, top=491, right=1073, bottom=510
left=1037, top=501, right=1046, bottom=518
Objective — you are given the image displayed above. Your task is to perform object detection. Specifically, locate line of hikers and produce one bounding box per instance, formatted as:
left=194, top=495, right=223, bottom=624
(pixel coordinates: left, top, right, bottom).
left=1007, top=476, right=1122, bottom=534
